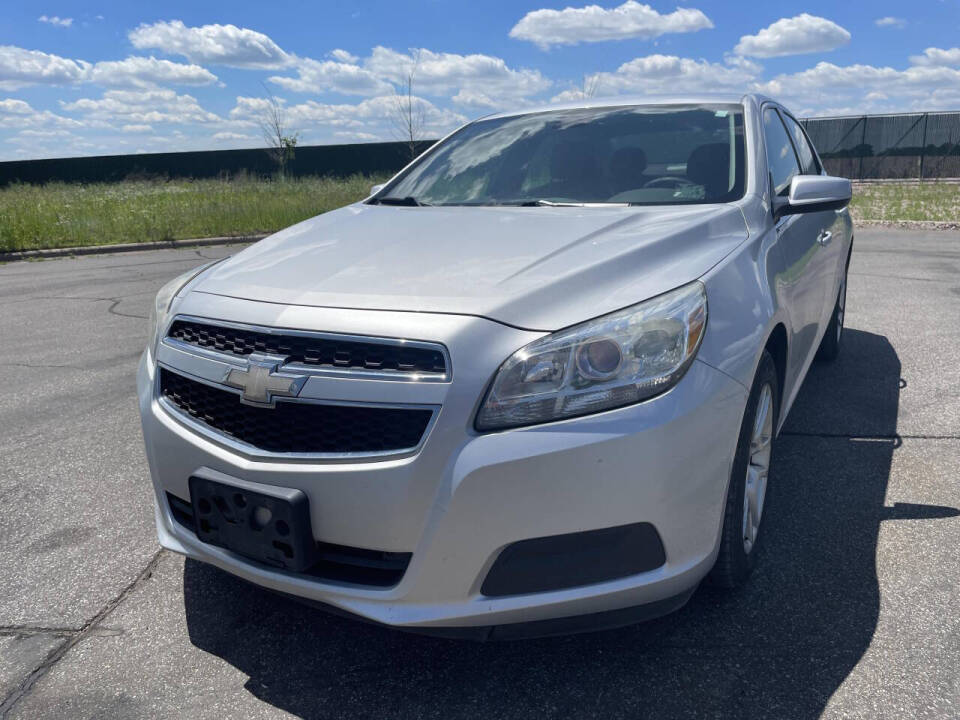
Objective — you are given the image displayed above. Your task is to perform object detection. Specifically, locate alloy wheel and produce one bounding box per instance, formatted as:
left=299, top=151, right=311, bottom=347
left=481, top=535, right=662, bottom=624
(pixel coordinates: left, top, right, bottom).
left=742, top=383, right=773, bottom=554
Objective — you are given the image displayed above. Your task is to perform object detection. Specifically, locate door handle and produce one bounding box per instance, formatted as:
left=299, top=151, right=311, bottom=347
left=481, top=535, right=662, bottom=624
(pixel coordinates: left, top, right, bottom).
left=817, top=230, right=832, bottom=246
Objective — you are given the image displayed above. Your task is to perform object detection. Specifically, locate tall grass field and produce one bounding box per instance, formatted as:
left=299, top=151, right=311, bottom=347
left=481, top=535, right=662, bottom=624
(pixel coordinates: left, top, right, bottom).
left=1, top=176, right=957, bottom=254
left=0, top=174, right=385, bottom=253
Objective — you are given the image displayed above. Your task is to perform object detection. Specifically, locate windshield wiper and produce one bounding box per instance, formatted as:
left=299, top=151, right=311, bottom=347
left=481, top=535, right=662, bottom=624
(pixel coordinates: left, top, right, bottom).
left=369, top=196, right=430, bottom=206
left=517, top=199, right=583, bottom=207
left=514, top=199, right=630, bottom=207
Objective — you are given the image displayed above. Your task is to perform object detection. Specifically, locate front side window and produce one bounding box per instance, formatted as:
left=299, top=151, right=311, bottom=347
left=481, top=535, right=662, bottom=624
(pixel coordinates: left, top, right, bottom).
left=375, top=104, right=746, bottom=206
left=781, top=113, right=820, bottom=175
left=763, top=108, right=801, bottom=195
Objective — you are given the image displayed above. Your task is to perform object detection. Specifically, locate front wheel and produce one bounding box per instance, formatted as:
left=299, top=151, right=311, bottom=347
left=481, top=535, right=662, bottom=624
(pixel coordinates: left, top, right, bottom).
left=709, top=350, right=779, bottom=588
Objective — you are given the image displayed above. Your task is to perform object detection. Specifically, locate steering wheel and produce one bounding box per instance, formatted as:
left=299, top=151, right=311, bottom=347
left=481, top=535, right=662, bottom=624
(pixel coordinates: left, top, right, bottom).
left=642, top=176, right=694, bottom=190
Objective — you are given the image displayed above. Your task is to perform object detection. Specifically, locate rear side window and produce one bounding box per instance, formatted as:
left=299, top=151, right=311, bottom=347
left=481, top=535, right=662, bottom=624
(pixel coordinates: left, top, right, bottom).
left=781, top=113, right=820, bottom=175
left=763, top=108, right=800, bottom=195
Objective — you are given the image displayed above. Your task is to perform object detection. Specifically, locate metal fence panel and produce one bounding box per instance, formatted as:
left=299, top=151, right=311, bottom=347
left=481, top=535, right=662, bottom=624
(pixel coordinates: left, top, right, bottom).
left=0, top=140, right=434, bottom=186
left=803, top=111, right=960, bottom=180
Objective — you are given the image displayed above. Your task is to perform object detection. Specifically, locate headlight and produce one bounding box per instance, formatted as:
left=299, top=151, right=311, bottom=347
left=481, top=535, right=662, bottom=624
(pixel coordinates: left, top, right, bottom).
left=475, top=281, right=707, bottom=431
left=147, top=259, right=224, bottom=361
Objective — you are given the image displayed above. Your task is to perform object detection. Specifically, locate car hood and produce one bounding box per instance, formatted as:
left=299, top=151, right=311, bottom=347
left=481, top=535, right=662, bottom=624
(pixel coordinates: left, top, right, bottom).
left=193, top=203, right=748, bottom=331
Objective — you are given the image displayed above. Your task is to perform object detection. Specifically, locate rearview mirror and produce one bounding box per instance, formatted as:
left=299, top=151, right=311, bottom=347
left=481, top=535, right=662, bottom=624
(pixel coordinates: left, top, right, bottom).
left=369, top=184, right=385, bottom=196
left=774, top=175, right=851, bottom=218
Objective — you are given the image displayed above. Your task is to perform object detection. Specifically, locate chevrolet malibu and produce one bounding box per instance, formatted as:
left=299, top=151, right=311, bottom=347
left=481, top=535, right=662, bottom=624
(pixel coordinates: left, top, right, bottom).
left=139, top=94, right=853, bottom=639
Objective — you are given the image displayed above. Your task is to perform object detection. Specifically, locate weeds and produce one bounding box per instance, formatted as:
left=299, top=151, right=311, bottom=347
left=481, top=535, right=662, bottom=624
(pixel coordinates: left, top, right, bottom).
left=849, top=182, right=960, bottom=223
left=0, top=174, right=385, bottom=252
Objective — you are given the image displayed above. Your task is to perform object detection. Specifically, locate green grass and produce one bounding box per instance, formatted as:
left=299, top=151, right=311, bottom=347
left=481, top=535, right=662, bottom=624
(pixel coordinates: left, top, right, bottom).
left=2, top=176, right=958, bottom=253
left=849, top=181, right=960, bottom=223
left=0, top=174, right=387, bottom=253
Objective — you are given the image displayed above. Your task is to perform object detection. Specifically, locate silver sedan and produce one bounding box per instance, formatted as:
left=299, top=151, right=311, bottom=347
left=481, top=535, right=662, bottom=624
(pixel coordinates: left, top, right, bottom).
left=139, top=93, right=853, bottom=638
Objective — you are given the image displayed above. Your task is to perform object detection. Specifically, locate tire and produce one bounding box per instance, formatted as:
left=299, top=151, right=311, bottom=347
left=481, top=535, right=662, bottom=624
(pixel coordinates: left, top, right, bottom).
left=816, top=258, right=848, bottom=362
left=709, top=350, right=779, bottom=589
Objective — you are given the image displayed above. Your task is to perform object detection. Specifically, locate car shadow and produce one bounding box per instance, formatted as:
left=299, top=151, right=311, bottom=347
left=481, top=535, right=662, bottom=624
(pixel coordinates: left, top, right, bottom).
left=183, top=328, right=958, bottom=719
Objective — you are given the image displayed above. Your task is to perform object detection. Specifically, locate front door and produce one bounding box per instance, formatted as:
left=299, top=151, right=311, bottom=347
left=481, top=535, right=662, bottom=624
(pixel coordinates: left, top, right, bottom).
left=763, top=106, right=831, bottom=388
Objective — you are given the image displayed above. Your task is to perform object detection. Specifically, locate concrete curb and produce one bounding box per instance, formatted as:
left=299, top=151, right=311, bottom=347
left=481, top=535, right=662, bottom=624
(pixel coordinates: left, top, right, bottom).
left=0, top=234, right=267, bottom=263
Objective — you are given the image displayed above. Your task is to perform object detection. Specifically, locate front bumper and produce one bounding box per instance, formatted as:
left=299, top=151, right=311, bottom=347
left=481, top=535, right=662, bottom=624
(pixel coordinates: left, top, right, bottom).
left=139, top=295, right=748, bottom=633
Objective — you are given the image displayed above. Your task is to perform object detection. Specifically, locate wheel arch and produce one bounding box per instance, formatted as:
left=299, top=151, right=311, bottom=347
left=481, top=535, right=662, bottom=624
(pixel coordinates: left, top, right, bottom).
left=763, top=323, right=788, bottom=430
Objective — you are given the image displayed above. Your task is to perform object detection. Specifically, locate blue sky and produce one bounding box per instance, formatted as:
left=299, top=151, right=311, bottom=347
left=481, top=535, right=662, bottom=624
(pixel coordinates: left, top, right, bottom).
left=1, top=1, right=959, bottom=160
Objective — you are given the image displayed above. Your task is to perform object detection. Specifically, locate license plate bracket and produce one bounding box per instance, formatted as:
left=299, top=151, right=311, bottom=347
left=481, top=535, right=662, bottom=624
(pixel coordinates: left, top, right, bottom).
left=188, top=475, right=318, bottom=572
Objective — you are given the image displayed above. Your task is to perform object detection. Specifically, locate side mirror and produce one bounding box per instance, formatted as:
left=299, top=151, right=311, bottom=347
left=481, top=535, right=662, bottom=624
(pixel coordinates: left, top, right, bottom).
left=369, top=184, right=385, bottom=196
left=774, top=175, right=851, bottom=218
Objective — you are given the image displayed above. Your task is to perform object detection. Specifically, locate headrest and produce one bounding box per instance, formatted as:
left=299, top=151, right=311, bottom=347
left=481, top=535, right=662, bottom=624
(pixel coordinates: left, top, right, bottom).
left=609, top=147, right=648, bottom=185
left=686, top=143, right=731, bottom=198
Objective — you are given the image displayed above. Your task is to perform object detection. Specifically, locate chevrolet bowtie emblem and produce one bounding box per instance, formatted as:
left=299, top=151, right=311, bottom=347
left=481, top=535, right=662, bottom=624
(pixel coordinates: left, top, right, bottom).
left=223, top=353, right=308, bottom=407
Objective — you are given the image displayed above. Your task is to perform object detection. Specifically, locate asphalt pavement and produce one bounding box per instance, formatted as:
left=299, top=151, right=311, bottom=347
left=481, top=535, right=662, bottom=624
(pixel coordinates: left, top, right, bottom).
left=0, top=230, right=958, bottom=719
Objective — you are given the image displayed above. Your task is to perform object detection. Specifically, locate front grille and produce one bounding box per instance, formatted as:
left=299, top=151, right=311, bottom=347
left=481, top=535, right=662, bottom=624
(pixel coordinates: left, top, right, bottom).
left=167, top=493, right=411, bottom=587
left=160, top=369, right=433, bottom=455
left=168, top=320, right=447, bottom=376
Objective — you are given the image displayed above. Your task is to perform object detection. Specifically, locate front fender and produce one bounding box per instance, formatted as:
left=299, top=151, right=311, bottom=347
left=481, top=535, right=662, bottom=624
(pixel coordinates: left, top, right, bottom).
left=697, top=226, right=790, bottom=399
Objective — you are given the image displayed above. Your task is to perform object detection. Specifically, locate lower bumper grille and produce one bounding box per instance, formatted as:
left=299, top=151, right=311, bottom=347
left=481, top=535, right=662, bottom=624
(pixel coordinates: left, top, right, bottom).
left=481, top=522, right=666, bottom=597
left=167, top=493, right=411, bottom=587
left=159, top=368, right=433, bottom=455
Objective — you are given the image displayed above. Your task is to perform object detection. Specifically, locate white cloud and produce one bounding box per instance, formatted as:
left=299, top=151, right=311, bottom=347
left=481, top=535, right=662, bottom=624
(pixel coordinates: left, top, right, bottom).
left=0, top=45, right=217, bottom=89
left=212, top=131, right=253, bottom=141
left=38, top=15, right=73, bottom=27
left=121, top=123, right=153, bottom=133
left=451, top=89, right=507, bottom=109
left=129, top=20, right=292, bottom=69
left=367, top=47, right=550, bottom=104
left=756, top=61, right=960, bottom=115
left=549, top=88, right=590, bottom=104
left=557, top=54, right=758, bottom=100
left=267, top=46, right=549, bottom=109
left=61, top=89, right=220, bottom=125
left=269, top=57, right=392, bottom=96
left=510, top=1, right=712, bottom=49
left=6, top=128, right=76, bottom=146
left=875, top=17, right=906, bottom=29
left=227, top=96, right=274, bottom=120
left=909, top=47, right=960, bottom=67
left=330, top=49, right=359, bottom=64
left=0, top=97, right=81, bottom=130
left=12, top=128, right=74, bottom=138
left=88, top=56, right=217, bottom=87
left=0, top=46, right=87, bottom=89
left=333, top=130, right=380, bottom=141
left=0, top=98, right=34, bottom=115
left=734, top=14, right=850, bottom=58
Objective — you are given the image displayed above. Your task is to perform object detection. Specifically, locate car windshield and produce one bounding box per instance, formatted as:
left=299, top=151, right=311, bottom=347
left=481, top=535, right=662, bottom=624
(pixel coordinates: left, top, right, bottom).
left=374, top=103, right=746, bottom=207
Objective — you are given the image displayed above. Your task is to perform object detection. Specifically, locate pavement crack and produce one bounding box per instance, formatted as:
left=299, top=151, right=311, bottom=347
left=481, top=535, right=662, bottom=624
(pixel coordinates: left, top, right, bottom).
left=106, top=298, right=148, bottom=320
left=0, top=626, right=124, bottom=639
left=0, top=626, right=80, bottom=638
left=0, top=549, right=164, bottom=718
left=0, top=362, right=88, bottom=371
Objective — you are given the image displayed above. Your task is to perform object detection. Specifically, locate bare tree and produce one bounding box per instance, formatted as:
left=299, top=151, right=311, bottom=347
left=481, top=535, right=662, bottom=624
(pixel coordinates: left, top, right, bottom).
left=259, top=85, right=300, bottom=178
left=390, top=49, right=426, bottom=161
left=581, top=73, right=600, bottom=100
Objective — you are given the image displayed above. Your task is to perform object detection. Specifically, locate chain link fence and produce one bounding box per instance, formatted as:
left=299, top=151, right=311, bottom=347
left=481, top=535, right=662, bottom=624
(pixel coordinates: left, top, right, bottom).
left=801, top=112, right=960, bottom=180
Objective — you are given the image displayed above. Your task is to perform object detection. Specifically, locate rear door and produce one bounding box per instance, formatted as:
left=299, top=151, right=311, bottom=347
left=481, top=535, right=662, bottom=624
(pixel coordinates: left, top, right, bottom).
left=763, top=106, right=831, bottom=384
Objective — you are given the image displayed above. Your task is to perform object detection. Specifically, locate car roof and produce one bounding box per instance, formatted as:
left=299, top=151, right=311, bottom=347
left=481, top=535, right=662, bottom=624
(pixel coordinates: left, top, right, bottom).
left=479, top=93, right=775, bottom=122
